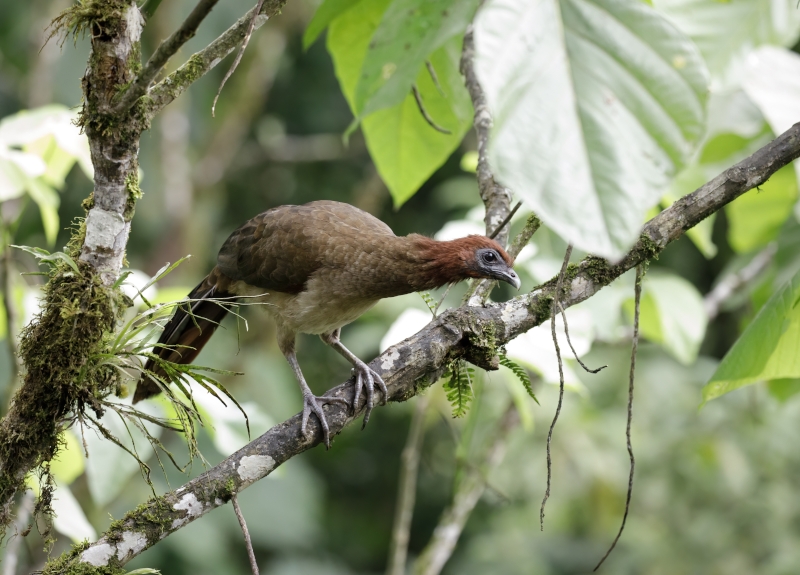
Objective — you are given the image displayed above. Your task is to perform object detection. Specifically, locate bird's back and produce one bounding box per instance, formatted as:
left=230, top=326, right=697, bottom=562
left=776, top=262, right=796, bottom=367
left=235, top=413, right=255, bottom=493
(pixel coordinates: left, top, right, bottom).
left=217, top=201, right=395, bottom=294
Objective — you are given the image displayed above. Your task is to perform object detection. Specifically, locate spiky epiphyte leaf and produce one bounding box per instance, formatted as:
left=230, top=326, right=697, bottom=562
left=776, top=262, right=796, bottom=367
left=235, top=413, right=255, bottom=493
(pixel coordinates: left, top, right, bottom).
left=499, top=353, right=539, bottom=405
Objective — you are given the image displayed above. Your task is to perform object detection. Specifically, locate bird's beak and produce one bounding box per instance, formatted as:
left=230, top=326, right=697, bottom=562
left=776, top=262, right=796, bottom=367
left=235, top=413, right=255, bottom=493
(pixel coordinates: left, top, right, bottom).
left=496, top=268, right=521, bottom=290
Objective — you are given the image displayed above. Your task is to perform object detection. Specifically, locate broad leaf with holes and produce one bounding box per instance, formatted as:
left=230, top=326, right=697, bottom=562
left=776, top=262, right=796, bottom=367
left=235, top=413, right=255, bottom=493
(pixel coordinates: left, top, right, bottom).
left=703, top=267, right=800, bottom=403
left=474, top=0, right=708, bottom=259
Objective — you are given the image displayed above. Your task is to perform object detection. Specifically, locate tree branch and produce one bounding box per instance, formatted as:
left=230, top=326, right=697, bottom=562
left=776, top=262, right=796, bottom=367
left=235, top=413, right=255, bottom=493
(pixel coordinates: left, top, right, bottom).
left=113, top=0, right=221, bottom=114
left=43, top=123, right=800, bottom=573
left=459, top=24, right=512, bottom=246
left=143, top=0, right=288, bottom=120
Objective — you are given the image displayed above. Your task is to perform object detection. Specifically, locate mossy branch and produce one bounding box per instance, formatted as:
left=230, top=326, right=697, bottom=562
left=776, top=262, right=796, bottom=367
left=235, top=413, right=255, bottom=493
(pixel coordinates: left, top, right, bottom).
left=42, top=123, right=800, bottom=573
left=143, top=0, right=288, bottom=120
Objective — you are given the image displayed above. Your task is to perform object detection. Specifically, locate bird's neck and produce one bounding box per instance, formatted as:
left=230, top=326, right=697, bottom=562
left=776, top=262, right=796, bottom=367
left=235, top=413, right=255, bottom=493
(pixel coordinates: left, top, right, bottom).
left=360, top=235, right=479, bottom=298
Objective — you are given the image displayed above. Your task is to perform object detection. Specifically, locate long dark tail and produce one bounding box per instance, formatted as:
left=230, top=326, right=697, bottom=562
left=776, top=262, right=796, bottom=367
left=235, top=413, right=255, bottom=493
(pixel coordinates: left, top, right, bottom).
left=133, top=274, right=232, bottom=403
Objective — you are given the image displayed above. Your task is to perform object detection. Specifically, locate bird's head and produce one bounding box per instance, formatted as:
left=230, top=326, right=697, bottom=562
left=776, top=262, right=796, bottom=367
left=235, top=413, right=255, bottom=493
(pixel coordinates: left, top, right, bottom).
left=413, top=234, right=521, bottom=290
left=458, top=236, right=521, bottom=290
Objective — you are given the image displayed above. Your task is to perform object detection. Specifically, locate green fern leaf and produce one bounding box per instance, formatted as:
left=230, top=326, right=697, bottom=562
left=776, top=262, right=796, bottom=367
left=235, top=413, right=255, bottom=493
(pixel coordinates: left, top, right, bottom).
left=499, top=354, right=539, bottom=405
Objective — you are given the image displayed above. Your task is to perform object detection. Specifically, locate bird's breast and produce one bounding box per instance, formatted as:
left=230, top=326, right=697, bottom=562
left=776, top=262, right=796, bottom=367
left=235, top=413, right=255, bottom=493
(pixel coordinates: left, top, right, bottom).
left=231, top=277, right=379, bottom=335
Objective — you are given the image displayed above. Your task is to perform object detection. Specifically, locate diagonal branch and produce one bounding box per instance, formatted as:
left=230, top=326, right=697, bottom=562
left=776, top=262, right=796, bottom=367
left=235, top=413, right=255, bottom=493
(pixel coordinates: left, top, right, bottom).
left=143, top=0, right=288, bottom=120
left=113, top=0, right=221, bottom=114
left=43, top=123, right=800, bottom=573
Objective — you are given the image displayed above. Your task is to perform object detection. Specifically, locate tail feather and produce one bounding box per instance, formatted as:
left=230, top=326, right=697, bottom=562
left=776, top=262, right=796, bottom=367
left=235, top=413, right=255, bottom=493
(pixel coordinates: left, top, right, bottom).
left=134, top=274, right=232, bottom=403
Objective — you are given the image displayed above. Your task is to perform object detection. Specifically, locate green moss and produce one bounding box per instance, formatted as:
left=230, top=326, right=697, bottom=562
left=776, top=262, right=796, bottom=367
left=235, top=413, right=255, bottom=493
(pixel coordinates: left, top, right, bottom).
left=123, top=172, right=143, bottom=220
left=42, top=540, right=125, bottom=575
left=0, top=261, right=129, bottom=533
left=637, top=232, right=661, bottom=261
left=530, top=293, right=554, bottom=324
left=583, top=256, right=615, bottom=287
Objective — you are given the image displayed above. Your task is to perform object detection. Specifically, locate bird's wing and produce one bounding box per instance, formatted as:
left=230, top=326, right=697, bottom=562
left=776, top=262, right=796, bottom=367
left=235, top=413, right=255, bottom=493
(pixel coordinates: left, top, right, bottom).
left=216, top=202, right=395, bottom=293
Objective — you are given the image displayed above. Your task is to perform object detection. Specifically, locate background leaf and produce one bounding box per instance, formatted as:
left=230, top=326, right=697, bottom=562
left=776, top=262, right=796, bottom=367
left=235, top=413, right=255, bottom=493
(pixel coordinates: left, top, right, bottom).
left=703, top=268, right=800, bottom=403
left=353, top=0, right=480, bottom=116
left=328, top=3, right=472, bottom=205
left=653, top=0, right=800, bottom=87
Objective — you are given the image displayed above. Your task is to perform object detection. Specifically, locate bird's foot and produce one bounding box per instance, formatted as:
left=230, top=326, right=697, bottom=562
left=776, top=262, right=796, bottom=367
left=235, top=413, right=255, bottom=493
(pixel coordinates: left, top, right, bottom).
left=301, top=392, right=348, bottom=449
left=351, top=360, right=388, bottom=429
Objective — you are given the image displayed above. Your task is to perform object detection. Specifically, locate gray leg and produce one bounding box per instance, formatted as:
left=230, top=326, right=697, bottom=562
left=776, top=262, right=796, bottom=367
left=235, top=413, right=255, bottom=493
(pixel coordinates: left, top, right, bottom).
left=279, top=330, right=347, bottom=449
left=321, top=328, right=387, bottom=428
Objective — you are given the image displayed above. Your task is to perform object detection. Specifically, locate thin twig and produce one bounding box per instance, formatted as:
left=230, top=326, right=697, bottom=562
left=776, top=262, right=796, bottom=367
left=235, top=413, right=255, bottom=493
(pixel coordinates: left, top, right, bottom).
left=145, top=0, right=287, bottom=119
left=460, top=25, right=512, bottom=239
left=540, top=244, right=573, bottom=530
left=704, top=244, right=776, bottom=319
left=488, top=201, right=522, bottom=240
left=594, top=263, right=644, bottom=571
left=425, top=61, right=445, bottom=97
left=507, top=213, right=541, bottom=260
left=433, top=283, right=455, bottom=317
left=113, top=0, right=221, bottom=114
left=212, top=0, right=267, bottom=117
left=413, top=405, right=519, bottom=575
left=387, top=395, right=430, bottom=575
left=558, top=302, right=606, bottom=374
left=232, top=493, right=259, bottom=575
left=411, top=85, right=451, bottom=134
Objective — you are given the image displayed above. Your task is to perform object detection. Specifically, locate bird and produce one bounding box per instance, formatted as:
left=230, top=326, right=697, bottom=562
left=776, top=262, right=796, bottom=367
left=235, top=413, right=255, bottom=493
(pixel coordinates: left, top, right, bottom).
left=134, top=200, right=520, bottom=447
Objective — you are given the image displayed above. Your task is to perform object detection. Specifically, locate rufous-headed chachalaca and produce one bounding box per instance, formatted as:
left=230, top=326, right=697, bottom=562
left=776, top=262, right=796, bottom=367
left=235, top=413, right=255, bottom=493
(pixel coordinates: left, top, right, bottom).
left=135, top=200, right=520, bottom=447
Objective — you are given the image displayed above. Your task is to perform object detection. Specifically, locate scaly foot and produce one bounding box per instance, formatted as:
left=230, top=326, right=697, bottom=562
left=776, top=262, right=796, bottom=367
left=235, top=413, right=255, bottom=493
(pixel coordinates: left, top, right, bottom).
left=301, top=392, right=348, bottom=449
left=352, top=359, right=388, bottom=428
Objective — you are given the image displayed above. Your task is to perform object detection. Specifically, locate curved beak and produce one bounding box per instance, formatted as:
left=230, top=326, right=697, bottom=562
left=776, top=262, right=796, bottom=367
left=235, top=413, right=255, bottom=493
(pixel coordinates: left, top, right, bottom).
left=495, top=267, right=521, bottom=290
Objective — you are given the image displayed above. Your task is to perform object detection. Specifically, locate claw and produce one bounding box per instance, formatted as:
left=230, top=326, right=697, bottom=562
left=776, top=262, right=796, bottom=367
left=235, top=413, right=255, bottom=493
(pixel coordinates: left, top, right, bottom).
left=350, top=360, right=387, bottom=429
left=300, top=392, right=348, bottom=449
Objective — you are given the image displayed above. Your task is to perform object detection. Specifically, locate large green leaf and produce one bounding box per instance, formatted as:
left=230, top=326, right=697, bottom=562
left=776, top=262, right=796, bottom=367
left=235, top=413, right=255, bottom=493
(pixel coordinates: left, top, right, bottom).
left=653, top=0, right=800, bottom=86
left=473, top=0, right=708, bottom=259
left=703, top=267, right=800, bottom=403
left=302, top=0, right=361, bottom=50
left=353, top=0, right=480, bottom=116
left=328, top=0, right=472, bottom=205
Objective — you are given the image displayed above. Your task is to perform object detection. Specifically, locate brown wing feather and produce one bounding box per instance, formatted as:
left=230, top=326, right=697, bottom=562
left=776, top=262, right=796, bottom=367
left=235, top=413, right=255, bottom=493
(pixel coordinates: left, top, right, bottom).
left=216, top=201, right=395, bottom=292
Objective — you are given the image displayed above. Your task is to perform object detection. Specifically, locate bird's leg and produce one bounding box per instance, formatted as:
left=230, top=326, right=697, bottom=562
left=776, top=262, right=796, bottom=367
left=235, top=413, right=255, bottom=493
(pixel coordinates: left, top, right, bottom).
left=280, top=336, right=347, bottom=449
left=321, top=328, right=387, bottom=428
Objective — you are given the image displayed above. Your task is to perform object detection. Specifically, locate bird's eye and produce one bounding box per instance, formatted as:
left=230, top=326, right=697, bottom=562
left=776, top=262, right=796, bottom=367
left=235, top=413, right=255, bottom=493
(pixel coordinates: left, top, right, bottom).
left=483, top=251, right=498, bottom=263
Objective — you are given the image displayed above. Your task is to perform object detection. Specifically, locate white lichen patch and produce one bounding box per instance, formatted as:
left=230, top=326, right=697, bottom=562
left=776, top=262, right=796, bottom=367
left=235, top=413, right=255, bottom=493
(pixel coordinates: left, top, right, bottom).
left=171, top=492, right=204, bottom=530
left=237, top=454, right=275, bottom=484
left=381, top=348, right=401, bottom=371
left=125, top=5, right=144, bottom=42
left=116, top=531, right=147, bottom=560
left=84, top=208, right=125, bottom=251
left=81, top=541, right=115, bottom=567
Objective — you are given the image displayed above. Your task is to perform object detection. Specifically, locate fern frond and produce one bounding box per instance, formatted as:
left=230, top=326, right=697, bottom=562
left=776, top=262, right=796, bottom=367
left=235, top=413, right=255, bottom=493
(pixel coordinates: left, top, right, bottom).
left=419, top=291, right=437, bottom=316
left=499, top=353, right=539, bottom=405
left=442, top=360, right=474, bottom=417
